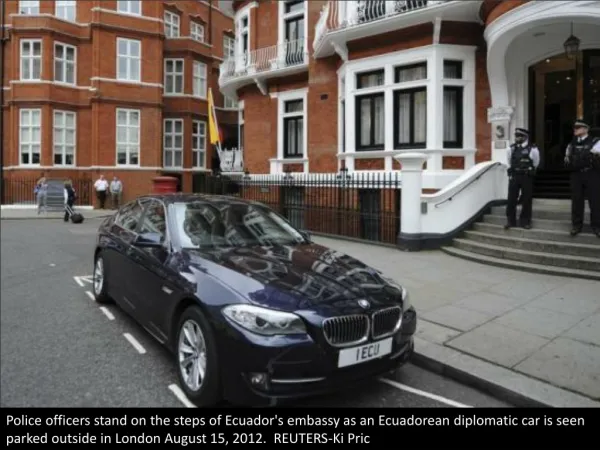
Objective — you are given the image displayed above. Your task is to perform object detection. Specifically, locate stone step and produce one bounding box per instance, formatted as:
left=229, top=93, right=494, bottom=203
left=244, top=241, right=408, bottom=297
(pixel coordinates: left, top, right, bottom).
left=484, top=214, right=593, bottom=232
left=462, top=230, right=600, bottom=259
left=532, top=199, right=570, bottom=207
left=490, top=206, right=590, bottom=221
left=441, top=247, right=600, bottom=282
left=452, top=239, right=600, bottom=272
left=472, top=222, right=599, bottom=245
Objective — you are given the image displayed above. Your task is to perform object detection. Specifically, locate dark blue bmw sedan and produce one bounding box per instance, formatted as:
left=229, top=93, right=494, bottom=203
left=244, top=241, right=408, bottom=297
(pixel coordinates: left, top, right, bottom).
left=92, top=194, right=417, bottom=406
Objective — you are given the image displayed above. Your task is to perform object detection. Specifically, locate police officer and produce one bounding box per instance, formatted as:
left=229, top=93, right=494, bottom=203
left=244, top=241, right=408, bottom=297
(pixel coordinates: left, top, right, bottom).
left=505, top=128, right=540, bottom=230
left=564, top=119, right=600, bottom=237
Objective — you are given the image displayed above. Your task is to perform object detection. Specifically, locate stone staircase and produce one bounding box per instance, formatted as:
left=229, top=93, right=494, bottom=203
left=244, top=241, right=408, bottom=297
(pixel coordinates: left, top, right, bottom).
left=442, top=200, right=600, bottom=281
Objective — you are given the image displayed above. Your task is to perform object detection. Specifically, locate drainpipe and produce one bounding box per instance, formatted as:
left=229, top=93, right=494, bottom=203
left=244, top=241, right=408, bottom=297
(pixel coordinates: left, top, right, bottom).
left=0, top=0, right=6, bottom=204
left=208, top=0, right=213, bottom=46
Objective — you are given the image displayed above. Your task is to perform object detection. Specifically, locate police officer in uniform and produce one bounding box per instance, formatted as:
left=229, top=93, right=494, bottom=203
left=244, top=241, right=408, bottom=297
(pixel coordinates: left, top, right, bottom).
left=505, top=128, right=540, bottom=230
left=564, top=119, right=600, bottom=237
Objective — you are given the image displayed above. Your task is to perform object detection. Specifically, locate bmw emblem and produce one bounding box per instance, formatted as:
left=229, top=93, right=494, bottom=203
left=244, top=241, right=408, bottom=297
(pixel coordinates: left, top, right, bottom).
left=357, top=299, right=370, bottom=309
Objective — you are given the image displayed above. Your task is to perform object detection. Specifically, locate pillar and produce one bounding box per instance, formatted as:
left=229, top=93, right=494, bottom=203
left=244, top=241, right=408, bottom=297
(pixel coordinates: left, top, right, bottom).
left=487, top=106, right=514, bottom=165
left=395, top=152, right=428, bottom=251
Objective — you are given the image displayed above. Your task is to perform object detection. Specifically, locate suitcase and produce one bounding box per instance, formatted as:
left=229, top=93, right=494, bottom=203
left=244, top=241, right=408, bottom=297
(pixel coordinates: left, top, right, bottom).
left=65, top=204, right=84, bottom=224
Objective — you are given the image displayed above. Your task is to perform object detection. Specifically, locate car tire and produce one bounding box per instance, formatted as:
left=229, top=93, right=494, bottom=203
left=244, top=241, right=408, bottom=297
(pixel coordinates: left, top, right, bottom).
left=93, top=253, right=113, bottom=304
left=175, top=306, right=221, bottom=407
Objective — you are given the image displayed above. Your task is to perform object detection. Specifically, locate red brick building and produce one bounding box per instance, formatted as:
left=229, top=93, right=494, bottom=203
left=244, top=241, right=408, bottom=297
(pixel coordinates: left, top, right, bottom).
left=1, top=0, right=238, bottom=204
left=219, top=0, right=600, bottom=195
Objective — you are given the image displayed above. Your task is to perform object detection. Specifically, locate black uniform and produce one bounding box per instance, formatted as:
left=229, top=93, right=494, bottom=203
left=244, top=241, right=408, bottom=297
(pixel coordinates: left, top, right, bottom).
left=565, top=132, right=600, bottom=236
left=506, top=130, right=538, bottom=229
left=64, top=186, right=76, bottom=222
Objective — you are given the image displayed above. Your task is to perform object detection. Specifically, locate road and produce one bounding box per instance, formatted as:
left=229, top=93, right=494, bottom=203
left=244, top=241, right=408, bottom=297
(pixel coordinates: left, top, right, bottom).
left=1, top=217, right=511, bottom=408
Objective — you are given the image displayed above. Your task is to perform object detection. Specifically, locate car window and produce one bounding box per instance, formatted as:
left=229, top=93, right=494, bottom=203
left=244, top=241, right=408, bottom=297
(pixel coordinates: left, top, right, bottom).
left=115, top=201, right=144, bottom=233
left=138, top=200, right=167, bottom=243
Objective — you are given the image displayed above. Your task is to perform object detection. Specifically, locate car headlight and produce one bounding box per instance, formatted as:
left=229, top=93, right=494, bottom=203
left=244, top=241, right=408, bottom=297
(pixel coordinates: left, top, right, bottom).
left=400, top=286, right=412, bottom=310
left=222, top=304, right=306, bottom=336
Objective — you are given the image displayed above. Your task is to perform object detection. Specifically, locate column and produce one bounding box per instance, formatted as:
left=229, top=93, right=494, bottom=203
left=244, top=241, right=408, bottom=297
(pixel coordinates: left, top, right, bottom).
left=487, top=106, right=514, bottom=165
left=395, top=152, right=428, bottom=249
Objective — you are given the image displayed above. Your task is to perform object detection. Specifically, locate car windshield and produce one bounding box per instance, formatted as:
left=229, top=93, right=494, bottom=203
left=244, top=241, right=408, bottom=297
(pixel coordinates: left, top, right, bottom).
left=173, top=201, right=307, bottom=249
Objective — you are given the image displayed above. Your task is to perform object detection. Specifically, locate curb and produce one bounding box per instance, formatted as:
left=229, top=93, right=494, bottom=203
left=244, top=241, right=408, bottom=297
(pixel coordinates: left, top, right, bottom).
left=410, top=337, right=600, bottom=408
left=1, top=213, right=114, bottom=221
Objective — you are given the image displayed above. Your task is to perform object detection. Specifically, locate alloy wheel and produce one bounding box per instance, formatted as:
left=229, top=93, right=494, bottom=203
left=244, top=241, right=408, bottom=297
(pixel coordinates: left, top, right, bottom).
left=178, top=319, right=208, bottom=392
left=93, top=258, right=104, bottom=296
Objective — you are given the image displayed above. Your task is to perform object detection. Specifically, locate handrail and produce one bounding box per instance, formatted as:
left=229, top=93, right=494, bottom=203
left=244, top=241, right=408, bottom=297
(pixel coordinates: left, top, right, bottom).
left=434, top=162, right=502, bottom=208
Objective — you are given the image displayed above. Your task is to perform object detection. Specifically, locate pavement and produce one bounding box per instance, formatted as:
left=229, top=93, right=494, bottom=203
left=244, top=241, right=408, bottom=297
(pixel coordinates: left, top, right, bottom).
left=0, top=206, right=115, bottom=220
left=313, top=236, right=600, bottom=407
left=0, top=218, right=509, bottom=408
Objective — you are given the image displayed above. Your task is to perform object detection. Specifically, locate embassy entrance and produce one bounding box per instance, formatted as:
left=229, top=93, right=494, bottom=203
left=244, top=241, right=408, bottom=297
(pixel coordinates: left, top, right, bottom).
left=528, top=49, right=600, bottom=198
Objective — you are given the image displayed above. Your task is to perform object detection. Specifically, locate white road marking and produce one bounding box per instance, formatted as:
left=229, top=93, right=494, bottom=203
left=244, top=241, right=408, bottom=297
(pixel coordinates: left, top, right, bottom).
left=99, top=307, right=115, bottom=321
left=168, top=384, right=197, bottom=408
left=74, top=276, right=84, bottom=287
left=85, top=291, right=95, bottom=301
left=378, top=377, right=472, bottom=408
left=49, top=263, right=56, bottom=267
left=74, top=275, right=94, bottom=286
left=123, top=333, right=146, bottom=354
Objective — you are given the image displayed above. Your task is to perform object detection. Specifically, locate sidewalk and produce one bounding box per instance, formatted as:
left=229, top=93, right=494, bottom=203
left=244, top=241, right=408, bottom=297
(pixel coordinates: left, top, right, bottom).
left=312, top=235, right=600, bottom=407
left=1, top=207, right=115, bottom=220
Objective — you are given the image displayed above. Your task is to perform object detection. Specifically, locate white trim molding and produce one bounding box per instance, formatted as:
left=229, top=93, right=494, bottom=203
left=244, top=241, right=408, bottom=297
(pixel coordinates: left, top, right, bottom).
left=90, top=77, right=162, bottom=88
left=272, top=88, right=309, bottom=174
left=90, top=7, right=164, bottom=23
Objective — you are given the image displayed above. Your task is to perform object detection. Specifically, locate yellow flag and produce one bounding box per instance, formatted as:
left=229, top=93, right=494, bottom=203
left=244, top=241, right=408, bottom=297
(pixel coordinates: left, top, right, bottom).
left=208, top=89, right=220, bottom=145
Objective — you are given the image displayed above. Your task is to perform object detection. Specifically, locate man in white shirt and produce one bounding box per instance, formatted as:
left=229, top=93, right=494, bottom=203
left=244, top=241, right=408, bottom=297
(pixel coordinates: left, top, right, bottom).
left=94, top=175, right=109, bottom=209
left=110, top=176, right=123, bottom=209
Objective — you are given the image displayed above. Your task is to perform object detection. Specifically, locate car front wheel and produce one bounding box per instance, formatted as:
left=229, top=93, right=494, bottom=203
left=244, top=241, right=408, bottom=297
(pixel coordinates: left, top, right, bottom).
left=93, top=253, right=113, bottom=304
left=175, top=306, right=221, bottom=407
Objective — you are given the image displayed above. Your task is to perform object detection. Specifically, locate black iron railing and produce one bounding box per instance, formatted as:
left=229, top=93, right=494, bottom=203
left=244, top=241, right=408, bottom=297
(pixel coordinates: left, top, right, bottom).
left=1, top=177, right=93, bottom=207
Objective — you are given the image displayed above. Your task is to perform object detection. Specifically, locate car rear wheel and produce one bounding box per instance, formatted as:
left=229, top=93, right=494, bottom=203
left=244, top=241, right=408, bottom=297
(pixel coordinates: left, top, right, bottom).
left=93, top=254, right=113, bottom=304
left=175, top=306, right=220, bottom=407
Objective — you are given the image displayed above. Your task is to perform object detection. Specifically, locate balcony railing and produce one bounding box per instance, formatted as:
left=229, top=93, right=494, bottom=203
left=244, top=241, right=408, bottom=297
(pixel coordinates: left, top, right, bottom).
left=220, top=39, right=308, bottom=84
left=218, top=147, right=244, bottom=173
left=315, top=0, right=448, bottom=50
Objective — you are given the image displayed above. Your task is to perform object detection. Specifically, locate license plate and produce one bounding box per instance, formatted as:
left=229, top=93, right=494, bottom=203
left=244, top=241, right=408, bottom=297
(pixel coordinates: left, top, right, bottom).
left=337, top=337, right=393, bottom=368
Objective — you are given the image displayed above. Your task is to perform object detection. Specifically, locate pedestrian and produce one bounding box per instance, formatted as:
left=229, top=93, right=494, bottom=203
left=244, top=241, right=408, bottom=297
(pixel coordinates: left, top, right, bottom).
left=34, top=176, right=48, bottom=215
left=504, top=128, right=540, bottom=230
left=564, top=119, right=600, bottom=237
left=63, top=179, right=76, bottom=222
left=110, top=176, right=123, bottom=209
left=94, top=174, right=109, bottom=209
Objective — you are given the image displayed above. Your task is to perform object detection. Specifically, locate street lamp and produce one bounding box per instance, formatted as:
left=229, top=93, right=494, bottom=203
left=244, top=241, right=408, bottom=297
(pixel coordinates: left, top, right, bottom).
left=563, top=22, right=580, bottom=60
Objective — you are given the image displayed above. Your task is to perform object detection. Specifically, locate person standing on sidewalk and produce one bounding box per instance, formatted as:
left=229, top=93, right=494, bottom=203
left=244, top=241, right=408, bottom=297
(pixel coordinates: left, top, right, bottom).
left=110, top=176, right=123, bottom=209
left=505, top=128, right=540, bottom=230
left=94, top=175, right=109, bottom=209
left=35, top=176, right=48, bottom=215
left=63, top=179, right=76, bottom=222
left=564, top=119, right=600, bottom=238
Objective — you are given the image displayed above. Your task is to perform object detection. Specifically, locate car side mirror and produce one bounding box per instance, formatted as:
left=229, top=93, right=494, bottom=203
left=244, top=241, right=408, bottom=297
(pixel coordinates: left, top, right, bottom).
left=300, top=230, right=312, bottom=242
left=133, top=232, right=163, bottom=248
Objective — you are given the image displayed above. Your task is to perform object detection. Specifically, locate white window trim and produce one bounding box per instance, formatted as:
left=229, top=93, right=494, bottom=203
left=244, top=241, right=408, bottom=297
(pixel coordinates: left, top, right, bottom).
left=163, top=118, right=184, bottom=169
left=53, top=110, right=77, bottom=167
left=54, top=41, right=77, bottom=86
left=223, top=35, right=235, bottom=59
left=164, top=11, right=181, bottom=38
left=341, top=44, right=477, bottom=173
left=20, top=39, right=42, bottom=81
left=55, top=0, right=77, bottom=21
left=116, top=37, right=141, bottom=82
left=223, top=95, right=237, bottom=109
left=278, top=0, right=308, bottom=49
left=19, top=108, right=42, bottom=167
left=190, top=22, right=205, bottom=42
left=18, top=0, right=39, bottom=15
left=116, top=0, right=142, bottom=17
left=192, top=61, right=207, bottom=99
left=116, top=108, right=141, bottom=167
left=164, top=58, right=185, bottom=95
left=234, top=2, right=257, bottom=68
left=192, top=120, right=207, bottom=169
left=276, top=88, right=308, bottom=165
left=238, top=100, right=245, bottom=150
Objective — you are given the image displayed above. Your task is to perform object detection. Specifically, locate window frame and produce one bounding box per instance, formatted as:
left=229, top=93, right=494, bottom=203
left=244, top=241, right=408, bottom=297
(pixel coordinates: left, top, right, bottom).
left=55, top=0, right=76, bottom=21
left=193, top=61, right=207, bottom=99
left=54, top=42, right=77, bottom=85
left=164, top=58, right=185, bottom=95
left=19, top=108, right=42, bottom=166
left=191, top=22, right=205, bottom=42
left=192, top=120, right=207, bottom=169
left=20, top=39, right=42, bottom=81
left=223, top=35, right=235, bottom=58
left=355, top=92, right=385, bottom=151
left=163, top=118, right=184, bottom=169
left=116, top=0, right=142, bottom=16
left=443, top=85, right=464, bottom=149
left=392, top=87, right=427, bottom=150
left=116, top=108, right=141, bottom=167
left=282, top=99, right=304, bottom=159
left=18, top=0, right=39, bottom=15
left=116, top=37, right=141, bottom=82
left=164, top=11, right=181, bottom=38
left=53, top=110, right=77, bottom=167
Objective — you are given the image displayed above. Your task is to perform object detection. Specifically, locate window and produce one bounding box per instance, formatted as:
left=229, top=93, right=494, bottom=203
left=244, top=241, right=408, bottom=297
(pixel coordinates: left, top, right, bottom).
left=54, top=43, right=76, bottom=84
left=20, top=40, right=42, bottom=81
left=191, top=22, right=204, bottom=42
left=19, top=0, right=39, bottom=15
left=356, top=94, right=384, bottom=150
left=444, top=60, right=463, bottom=79
left=116, top=109, right=140, bottom=166
left=282, top=0, right=305, bottom=65
left=237, top=16, right=249, bottom=59
left=164, top=119, right=184, bottom=168
left=224, top=96, right=237, bottom=109
left=394, top=88, right=427, bottom=149
left=192, top=121, right=207, bottom=168
left=283, top=99, right=304, bottom=158
left=193, top=61, right=207, bottom=98
left=357, top=69, right=384, bottom=89
left=164, top=11, right=180, bottom=38
left=55, top=0, right=76, bottom=21
left=117, top=0, right=141, bottom=16
left=19, top=109, right=41, bottom=165
left=116, top=201, right=144, bottom=232
left=395, top=62, right=427, bottom=82
left=164, top=59, right=184, bottom=94
left=239, top=104, right=244, bottom=149
left=443, top=87, right=463, bottom=148
left=53, top=111, right=76, bottom=166
left=223, top=35, right=235, bottom=58
left=116, top=38, right=141, bottom=82
left=139, top=201, right=167, bottom=242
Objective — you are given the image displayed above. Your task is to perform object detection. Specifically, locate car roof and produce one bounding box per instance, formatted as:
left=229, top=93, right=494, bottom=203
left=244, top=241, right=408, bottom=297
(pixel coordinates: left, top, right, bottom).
left=137, top=193, right=263, bottom=208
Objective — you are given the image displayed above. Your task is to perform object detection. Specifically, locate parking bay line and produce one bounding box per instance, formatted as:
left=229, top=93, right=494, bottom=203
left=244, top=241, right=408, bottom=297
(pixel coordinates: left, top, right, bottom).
left=99, top=306, right=115, bottom=321
left=123, top=333, right=147, bottom=355
left=377, top=377, right=472, bottom=408
left=168, top=384, right=197, bottom=408
left=85, top=291, right=95, bottom=301
left=74, top=276, right=85, bottom=287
